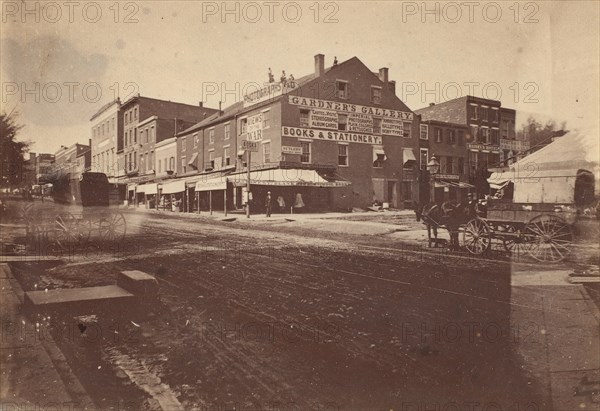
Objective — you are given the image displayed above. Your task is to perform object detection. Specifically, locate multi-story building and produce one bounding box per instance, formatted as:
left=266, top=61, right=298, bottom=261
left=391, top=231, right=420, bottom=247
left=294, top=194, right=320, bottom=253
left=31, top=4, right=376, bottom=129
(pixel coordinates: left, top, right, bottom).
left=175, top=54, right=419, bottom=212
left=118, top=95, right=217, bottom=179
left=90, top=98, right=122, bottom=181
left=498, top=107, right=528, bottom=165
left=415, top=96, right=516, bottom=197
left=53, top=142, right=90, bottom=177
left=22, top=152, right=55, bottom=186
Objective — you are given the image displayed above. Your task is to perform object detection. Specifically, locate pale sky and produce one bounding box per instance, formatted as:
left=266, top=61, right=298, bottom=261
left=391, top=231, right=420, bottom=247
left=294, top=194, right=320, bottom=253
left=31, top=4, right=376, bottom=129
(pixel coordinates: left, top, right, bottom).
left=1, top=0, right=598, bottom=154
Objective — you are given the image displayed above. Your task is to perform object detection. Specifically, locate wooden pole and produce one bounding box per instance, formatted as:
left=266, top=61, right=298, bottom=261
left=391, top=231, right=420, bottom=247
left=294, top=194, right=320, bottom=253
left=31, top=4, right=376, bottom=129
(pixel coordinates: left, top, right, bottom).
left=196, top=191, right=200, bottom=214
left=224, top=179, right=228, bottom=216
left=246, top=150, right=251, bottom=218
left=209, top=190, right=212, bottom=215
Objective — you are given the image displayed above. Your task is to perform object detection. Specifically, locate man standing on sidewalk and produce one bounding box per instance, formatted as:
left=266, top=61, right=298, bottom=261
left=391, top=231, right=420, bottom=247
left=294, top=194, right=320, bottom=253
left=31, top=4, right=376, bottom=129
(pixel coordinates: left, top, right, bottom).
left=265, top=191, right=272, bottom=217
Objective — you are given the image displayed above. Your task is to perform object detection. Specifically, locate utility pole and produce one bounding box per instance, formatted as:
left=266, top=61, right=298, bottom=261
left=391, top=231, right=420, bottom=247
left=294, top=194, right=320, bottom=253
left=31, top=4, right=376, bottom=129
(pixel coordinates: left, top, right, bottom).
left=246, top=150, right=251, bottom=218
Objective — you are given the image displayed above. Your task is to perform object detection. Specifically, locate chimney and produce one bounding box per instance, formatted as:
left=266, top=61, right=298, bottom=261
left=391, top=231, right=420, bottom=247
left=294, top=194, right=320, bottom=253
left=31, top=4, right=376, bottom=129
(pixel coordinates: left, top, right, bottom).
left=199, top=101, right=203, bottom=108
left=315, top=54, right=325, bottom=77
left=388, top=80, right=396, bottom=95
left=219, top=101, right=223, bottom=115
left=378, top=67, right=389, bottom=84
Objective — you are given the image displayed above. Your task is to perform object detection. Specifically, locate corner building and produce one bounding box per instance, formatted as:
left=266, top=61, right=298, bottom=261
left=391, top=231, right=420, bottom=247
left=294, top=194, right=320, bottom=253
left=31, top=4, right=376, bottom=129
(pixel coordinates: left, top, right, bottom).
left=180, top=54, right=419, bottom=213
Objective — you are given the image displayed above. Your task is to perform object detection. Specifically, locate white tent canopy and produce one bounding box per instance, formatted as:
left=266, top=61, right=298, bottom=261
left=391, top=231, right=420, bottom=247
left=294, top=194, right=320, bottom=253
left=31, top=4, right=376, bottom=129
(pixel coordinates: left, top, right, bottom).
left=488, top=129, right=599, bottom=203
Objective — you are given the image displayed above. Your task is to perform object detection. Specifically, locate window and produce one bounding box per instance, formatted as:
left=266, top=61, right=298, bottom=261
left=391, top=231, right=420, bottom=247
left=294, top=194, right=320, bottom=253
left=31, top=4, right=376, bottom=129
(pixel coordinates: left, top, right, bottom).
left=435, top=128, right=443, bottom=143
left=158, top=159, right=162, bottom=173
left=471, top=126, right=479, bottom=142
left=224, top=124, right=231, bottom=140
left=338, top=114, right=348, bottom=131
left=448, top=129, right=456, bottom=144
left=492, top=109, right=499, bottom=122
left=206, top=128, right=214, bottom=144
left=481, top=106, right=488, bottom=121
left=181, top=157, right=186, bottom=174
left=373, top=118, right=382, bottom=134
left=481, top=127, right=489, bottom=143
left=111, top=118, right=115, bottom=130
left=181, top=137, right=186, bottom=152
left=224, top=147, right=230, bottom=166
left=336, top=80, right=348, bottom=99
left=240, top=118, right=247, bottom=134
left=145, top=128, right=149, bottom=143
left=373, top=152, right=385, bottom=168
left=446, top=156, right=454, bottom=174
left=134, top=129, right=137, bottom=144
left=490, top=129, right=499, bottom=145
left=371, top=86, right=382, bottom=104
left=262, top=111, right=270, bottom=129
left=420, top=149, right=428, bottom=170
left=458, top=157, right=464, bottom=175
left=169, top=157, right=175, bottom=171
left=134, top=107, right=138, bottom=120
left=208, top=151, right=215, bottom=169
left=193, top=133, right=198, bottom=148
left=300, top=142, right=311, bottom=163
left=300, top=109, right=310, bottom=127
left=471, top=105, right=479, bottom=120
left=150, top=126, right=154, bottom=141
left=263, top=142, right=271, bottom=163
left=420, top=125, right=428, bottom=140
left=338, top=144, right=348, bottom=166
left=402, top=122, right=411, bottom=138
left=502, top=120, right=509, bottom=139
left=458, top=130, right=465, bottom=145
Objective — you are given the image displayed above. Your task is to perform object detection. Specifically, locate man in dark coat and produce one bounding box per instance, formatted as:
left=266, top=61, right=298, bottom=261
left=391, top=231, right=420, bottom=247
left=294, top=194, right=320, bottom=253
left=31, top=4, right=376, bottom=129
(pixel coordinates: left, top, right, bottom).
left=265, top=191, right=272, bottom=217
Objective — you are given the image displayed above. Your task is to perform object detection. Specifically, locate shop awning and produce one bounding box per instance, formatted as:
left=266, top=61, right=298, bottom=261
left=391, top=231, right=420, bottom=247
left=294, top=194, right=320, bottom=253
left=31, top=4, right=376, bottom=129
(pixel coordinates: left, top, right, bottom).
left=161, top=180, right=186, bottom=194
left=434, top=181, right=450, bottom=188
left=448, top=181, right=475, bottom=189
left=138, top=183, right=158, bottom=195
left=373, top=148, right=387, bottom=162
left=195, top=177, right=228, bottom=192
left=187, top=153, right=198, bottom=167
left=489, top=180, right=511, bottom=190
left=127, top=184, right=136, bottom=192
left=230, top=168, right=350, bottom=188
left=403, top=148, right=417, bottom=164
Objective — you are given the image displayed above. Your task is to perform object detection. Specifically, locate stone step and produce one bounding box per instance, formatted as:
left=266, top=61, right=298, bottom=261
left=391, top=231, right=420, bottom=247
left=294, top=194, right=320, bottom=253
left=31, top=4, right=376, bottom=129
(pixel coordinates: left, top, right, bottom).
left=24, top=285, right=136, bottom=317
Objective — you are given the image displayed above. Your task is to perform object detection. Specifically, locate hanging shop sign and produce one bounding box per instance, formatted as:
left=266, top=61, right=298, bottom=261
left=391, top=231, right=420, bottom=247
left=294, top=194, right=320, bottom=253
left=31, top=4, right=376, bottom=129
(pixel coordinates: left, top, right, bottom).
left=247, top=113, right=264, bottom=141
left=281, top=146, right=303, bottom=155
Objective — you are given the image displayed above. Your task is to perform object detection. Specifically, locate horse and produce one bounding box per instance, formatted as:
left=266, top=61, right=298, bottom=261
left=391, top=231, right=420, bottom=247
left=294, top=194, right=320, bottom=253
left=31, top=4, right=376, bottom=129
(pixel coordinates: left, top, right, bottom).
left=415, top=201, right=479, bottom=249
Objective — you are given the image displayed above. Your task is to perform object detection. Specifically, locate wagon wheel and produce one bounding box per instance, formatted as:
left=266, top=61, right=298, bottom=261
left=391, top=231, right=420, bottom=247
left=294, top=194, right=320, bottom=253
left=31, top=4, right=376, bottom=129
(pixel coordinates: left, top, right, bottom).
left=98, top=212, right=126, bottom=242
left=525, top=214, right=573, bottom=263
left=463, top=217, right=491, bottom=255
left=501, top=224, right=532, bottom=257
left=54, top=213, right=90, bottom=246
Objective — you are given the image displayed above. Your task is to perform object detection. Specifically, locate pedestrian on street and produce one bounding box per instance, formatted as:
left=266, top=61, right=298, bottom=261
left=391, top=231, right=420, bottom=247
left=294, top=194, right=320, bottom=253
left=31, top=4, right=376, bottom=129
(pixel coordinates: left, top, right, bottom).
left=265, top=192, right=272, bottom=217
left=277, top=195, right=286, bottom=212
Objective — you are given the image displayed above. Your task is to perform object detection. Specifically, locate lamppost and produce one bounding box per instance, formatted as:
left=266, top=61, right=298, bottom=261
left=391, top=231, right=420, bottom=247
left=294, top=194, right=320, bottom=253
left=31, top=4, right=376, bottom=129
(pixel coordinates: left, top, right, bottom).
left=427, top=155, right=440, bottom=204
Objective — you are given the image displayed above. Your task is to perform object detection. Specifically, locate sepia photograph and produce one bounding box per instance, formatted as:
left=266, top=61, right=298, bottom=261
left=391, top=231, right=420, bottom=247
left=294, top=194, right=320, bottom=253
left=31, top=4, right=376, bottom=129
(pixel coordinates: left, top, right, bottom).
left=1, top=1, right=599, bottom=410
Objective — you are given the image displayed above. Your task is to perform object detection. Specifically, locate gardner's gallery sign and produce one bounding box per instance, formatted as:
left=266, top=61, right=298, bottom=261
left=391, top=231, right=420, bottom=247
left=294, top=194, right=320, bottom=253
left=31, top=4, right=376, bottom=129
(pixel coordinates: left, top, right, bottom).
left=288, top=95, right=413, bottom=121
left=244, top=81, right=298, bottom=108
left=282, top=126, right=383, bottom=145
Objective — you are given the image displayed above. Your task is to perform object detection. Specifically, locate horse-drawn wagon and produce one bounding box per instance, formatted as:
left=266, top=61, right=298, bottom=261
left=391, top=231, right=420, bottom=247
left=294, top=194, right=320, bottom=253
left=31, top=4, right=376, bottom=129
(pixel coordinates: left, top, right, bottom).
left=26, top=172, right=126, bottom=247
left=462, top=130, right=599, bottom=262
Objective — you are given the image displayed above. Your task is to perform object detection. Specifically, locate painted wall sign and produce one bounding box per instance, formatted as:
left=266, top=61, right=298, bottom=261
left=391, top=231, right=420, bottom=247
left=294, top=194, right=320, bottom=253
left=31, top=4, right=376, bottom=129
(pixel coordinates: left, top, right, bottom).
left=243, top=81, right=298, bottom=108
left=246, top=113, right=264, bottom=141
left=288, top=95, right=413, bottom=121
left=381, top=118, right=405, bottom=136
left=282, top=126, right=382, bottom=145
left=348, top=113, right=373, bottom=134
left=309, top=108, right=338, bottom=130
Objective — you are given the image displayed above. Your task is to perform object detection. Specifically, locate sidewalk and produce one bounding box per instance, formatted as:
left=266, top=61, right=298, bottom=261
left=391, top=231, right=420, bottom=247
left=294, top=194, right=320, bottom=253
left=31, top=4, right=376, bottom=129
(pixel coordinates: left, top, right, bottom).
left=510, top=266, right=600, bottom=410
left=0, top=263, right=93, bottom=410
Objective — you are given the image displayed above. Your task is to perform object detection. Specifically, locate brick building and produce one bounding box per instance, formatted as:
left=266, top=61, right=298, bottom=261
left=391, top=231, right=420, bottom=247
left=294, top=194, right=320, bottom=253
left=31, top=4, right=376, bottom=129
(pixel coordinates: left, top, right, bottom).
left=53, top=143, right=90, bottom=177
left=415, top=96, right=516, bottom=197
left=118, top=95, right=218, bottom=178
left=172, top=54, right=419, bottom=213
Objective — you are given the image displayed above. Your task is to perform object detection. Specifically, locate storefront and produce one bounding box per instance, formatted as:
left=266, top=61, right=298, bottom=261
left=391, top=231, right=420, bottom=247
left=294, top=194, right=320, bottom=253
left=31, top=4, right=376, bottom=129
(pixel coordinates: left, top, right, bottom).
left=159, top=180, right=186, bottom=212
